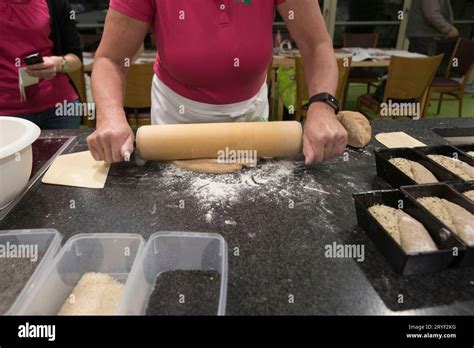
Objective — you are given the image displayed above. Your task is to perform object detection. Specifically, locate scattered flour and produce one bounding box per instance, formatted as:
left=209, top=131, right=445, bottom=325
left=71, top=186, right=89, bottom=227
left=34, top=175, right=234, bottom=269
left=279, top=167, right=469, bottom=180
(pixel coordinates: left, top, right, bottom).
left=158, top=160, right=336, bottom=224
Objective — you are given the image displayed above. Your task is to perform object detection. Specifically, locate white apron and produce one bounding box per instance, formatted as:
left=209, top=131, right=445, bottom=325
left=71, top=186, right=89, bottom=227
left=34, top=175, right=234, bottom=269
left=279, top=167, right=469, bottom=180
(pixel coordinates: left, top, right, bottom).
left=150, top=75, right=269, bottom=125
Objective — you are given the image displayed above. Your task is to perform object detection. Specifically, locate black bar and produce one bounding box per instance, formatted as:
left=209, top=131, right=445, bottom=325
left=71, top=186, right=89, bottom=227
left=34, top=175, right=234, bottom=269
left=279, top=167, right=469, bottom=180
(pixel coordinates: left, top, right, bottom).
left=0, top=316, right=472, bottom=346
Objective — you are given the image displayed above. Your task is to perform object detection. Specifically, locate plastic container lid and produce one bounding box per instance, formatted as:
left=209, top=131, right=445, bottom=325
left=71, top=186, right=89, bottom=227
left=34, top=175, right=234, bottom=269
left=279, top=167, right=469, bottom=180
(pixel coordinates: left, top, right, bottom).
left=118, top=232, right=228, bottom=315
left=15, top=233, right=145, bottom=315
left=0, top=229, right=62, bottom=315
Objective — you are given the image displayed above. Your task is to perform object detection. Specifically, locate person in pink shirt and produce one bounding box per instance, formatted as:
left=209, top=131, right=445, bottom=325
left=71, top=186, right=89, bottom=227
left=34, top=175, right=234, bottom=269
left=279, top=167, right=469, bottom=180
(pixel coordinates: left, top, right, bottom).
left=0, top=0, right=83, bottom=129
left=88, top=0, right=347, bottom=164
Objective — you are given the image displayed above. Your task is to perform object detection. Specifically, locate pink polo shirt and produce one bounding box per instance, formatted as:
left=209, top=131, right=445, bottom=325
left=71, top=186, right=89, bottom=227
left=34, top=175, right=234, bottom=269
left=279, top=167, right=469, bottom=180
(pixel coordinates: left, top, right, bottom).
left=0, top=0, right=78, bottom=116
left=110, top=0, right=285, bottom=104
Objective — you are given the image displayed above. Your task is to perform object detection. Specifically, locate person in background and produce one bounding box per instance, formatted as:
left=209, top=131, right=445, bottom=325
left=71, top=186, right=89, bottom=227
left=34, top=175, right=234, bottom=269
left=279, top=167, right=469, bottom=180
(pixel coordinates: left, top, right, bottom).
left=0, top=0, right=83, bottom=129
left=87, top=0, right=347, bottom=165
left=406, top=0, right=459, bottom=56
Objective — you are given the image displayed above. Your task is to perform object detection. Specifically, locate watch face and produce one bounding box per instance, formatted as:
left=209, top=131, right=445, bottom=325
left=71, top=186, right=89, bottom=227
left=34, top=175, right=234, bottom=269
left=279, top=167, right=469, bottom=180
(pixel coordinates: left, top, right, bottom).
left=62, top=58, right=68, bottom=72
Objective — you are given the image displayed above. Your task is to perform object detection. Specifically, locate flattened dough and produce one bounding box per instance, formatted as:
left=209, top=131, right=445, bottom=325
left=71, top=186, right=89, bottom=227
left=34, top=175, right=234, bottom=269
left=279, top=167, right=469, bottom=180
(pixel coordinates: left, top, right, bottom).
left=375, top=132, right=426, bottom=148
left=42, top=151, right=110, bottom=189
left=172, top=159, right=254, bottom=174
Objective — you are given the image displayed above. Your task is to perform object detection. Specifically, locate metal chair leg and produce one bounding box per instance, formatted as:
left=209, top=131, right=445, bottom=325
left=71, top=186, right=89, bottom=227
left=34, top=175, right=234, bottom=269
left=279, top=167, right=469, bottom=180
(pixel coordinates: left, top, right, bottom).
left=437, top=93, right=444, bottom=115
left=458, top=93, right=464, bottom=118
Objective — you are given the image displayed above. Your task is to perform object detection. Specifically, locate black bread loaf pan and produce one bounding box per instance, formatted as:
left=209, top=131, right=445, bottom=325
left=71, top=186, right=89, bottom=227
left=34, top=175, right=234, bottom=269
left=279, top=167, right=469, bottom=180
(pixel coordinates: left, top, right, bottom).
left=451, top=182, right=474, bottom=202
left=415, top=145, right=474, bottom=182
left=401, top=183, right=474, bottom=267
left=455, top=144, right=474, bottom=159
left=374, top=148, right=459, bottom=188
left=353, top=189, right=464, bottom=275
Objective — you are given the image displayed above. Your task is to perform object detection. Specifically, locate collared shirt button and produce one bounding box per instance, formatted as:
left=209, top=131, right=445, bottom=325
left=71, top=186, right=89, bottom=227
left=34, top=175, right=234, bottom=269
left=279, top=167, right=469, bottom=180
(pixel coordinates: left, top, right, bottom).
left=220, top=4, right=226, bottom=10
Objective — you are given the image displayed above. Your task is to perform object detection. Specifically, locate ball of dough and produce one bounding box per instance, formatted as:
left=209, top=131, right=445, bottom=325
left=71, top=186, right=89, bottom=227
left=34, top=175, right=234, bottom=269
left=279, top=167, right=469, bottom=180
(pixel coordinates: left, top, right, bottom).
left=336, top=111, right=372, bottom=148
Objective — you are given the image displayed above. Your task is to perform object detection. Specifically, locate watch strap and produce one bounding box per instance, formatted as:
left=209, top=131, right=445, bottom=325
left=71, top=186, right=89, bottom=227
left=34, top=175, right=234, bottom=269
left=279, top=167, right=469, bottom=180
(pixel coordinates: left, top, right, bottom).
left=305, top=93, right=340, bottom=114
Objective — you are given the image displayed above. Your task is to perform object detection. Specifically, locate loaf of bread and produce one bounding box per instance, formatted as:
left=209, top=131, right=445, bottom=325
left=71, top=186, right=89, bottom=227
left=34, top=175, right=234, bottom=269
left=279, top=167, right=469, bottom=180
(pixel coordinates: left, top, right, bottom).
left=464, top=190, right=474, bottom=201
left=417, top=197, right=474, bottom=246
left=388, top=157, right=438, bottom=184
left=336, top=111, right=372, bottom=148
left=368, top=204, right=437, bottom=253
left=428, top=155, right=474, bottom=181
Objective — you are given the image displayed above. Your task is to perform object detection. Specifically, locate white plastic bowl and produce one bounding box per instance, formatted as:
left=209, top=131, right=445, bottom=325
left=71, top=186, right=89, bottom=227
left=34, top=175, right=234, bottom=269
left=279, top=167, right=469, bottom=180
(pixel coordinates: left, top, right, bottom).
left=0, top=117, right=41, bottom=209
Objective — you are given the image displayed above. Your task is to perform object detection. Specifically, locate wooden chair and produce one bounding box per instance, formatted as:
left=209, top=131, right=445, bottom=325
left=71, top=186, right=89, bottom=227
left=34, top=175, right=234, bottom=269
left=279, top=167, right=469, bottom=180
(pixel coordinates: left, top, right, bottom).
left=343, top=32, right=380, bottom=95
left=356, top=54, right=443, bottom=119
left=294, top=57, right=352, bottom=122
left=342, top=32, right=379, bottom=48
left=67, top=66, right=95, bottom=127
left=123, top=63, right=154, bottom=126
left=425, top=38, right=474, bottom=117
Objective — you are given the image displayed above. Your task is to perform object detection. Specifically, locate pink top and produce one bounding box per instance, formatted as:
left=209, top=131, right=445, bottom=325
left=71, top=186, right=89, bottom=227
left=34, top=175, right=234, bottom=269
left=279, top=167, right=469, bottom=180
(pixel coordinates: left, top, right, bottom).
left=0, top=0, right=78, bottom=116
left=110, top=0, right=285, bottom=104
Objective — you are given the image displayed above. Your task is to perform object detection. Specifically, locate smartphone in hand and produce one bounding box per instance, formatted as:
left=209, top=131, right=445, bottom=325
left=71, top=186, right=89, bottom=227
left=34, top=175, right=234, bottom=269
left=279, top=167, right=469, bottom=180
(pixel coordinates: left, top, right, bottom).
left=23, top=52, right=44, bottom=66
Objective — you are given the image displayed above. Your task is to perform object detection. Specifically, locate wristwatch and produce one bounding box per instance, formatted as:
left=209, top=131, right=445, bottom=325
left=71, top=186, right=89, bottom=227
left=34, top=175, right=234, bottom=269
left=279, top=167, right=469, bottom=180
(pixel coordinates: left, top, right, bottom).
left=305, top=93, right=340, bottom=114
left=60, top=56, right=68, bottom=73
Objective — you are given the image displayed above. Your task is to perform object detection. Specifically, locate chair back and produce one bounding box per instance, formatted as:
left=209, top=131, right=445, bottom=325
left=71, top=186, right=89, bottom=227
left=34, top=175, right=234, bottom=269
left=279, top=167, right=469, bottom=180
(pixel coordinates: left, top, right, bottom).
left=67, top=66, right=93, bottom=127
left=342, top=33, right=379, bottom=48
left=295, top=57, right=351, bottom=121
left=447, top=38, right=474, bottom=80
left=123, top=63, right=154, bottom=108
left=67, top=67, right=87, bottom=103
left=383, top=54, right=443, bottom=114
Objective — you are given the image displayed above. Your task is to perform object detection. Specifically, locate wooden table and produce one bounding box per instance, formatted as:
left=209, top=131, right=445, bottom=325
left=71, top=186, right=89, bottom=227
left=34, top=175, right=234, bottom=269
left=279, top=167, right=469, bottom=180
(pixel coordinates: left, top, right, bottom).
left=83, top=51, right=157, bottom=73
left=273, top=50, right=390, bottom=68
left=272, top=48, right=426, bottom=68
left=269, top=48, right=427, bottom=119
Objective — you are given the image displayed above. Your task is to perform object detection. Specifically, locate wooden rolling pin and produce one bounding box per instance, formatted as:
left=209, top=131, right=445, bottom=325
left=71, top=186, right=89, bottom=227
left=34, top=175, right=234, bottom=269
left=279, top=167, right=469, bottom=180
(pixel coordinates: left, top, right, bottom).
left=136, top=121, right=302, bottom=161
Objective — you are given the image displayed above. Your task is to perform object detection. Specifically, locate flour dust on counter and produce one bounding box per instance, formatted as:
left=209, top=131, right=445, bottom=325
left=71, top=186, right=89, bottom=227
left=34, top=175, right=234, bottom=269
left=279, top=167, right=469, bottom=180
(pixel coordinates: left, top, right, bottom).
left=0, top=253, right=44, bottom=314
left=157, top=159, right=339, bottom=223
left=146, top=270, right=221, bottom=315
left=58, top=272, right=124, bottom=315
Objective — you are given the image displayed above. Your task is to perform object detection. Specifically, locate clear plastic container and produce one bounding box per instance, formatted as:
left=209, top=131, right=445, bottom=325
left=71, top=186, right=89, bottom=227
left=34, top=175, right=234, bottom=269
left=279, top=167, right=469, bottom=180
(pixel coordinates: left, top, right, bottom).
left=118, top=232, right=228, bottom=315
left=1, top=229, right=62, bottom=315
left=16, top=233, right=144, bottom=315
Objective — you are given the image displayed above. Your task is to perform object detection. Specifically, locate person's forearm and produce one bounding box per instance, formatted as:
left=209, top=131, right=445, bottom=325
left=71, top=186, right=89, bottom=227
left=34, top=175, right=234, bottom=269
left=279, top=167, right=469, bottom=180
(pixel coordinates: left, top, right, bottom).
left=48, top=54, right=82, bottom=73
left=300, top=40, right=338, bottom=98
left=91, top=57, right=127, bottom=125
left=64, top=53, right=82, bottom=72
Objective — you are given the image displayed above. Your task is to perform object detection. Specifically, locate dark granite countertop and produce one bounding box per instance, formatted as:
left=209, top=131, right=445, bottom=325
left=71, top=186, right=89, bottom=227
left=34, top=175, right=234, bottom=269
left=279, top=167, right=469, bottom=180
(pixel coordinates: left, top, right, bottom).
left=2, top=118, right=474, bottom=315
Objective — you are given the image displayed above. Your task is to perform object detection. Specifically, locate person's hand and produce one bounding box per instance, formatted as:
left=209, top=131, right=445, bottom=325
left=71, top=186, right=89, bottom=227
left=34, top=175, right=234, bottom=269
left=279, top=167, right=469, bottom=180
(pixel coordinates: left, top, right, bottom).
left=447, top=26, right=459, bottom=38
left=303, top=103, right=348, bottom=164
left=25, top=56, right=62, bottom=80
left=87, top=114, right=134, bottom=163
